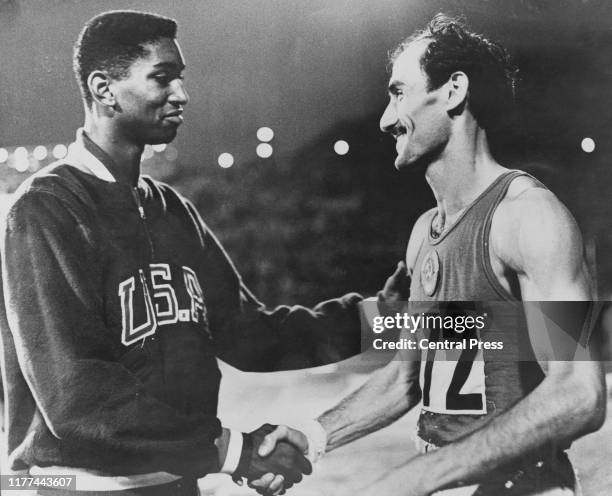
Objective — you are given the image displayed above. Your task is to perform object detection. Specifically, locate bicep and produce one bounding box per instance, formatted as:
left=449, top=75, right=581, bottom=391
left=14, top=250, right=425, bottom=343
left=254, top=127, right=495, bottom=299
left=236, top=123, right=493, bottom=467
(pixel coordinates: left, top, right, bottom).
left=514, top=191, right=590, bottom=300
left=505, top=192, right=597, bottom=363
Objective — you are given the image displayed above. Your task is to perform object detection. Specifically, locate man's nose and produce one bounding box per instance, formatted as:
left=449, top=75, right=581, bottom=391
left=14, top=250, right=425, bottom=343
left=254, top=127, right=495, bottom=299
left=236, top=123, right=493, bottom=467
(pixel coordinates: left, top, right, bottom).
left=169, top=79, right=189, bottom=106
left=379, top=101, right=397, bottom=133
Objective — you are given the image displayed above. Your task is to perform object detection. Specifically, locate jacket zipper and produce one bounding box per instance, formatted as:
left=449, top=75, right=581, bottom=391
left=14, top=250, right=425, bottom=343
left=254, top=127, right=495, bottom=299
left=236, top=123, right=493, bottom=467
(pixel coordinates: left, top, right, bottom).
left=131, top=187, right=155, bottom=259
left=132, top=187, right=155, bottom=348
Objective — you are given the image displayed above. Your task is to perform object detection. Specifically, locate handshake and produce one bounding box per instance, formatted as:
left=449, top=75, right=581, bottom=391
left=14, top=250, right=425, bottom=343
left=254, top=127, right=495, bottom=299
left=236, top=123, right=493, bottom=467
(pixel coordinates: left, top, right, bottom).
left=229, top=422, right=322, bottom=495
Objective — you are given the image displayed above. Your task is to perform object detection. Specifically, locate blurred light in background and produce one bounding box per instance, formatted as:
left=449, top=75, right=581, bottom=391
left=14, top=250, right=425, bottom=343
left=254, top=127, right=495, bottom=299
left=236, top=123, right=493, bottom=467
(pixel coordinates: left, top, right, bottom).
left=0, top=148, right=8, bottom=163
left=33, top=145, right=48, bottom=161
left=581, top=137, right=595, bottom=153
left=256, top=127, right=274, bottom=143
left=14, top=146, right=28, bottom=160
left=164, top=145, right=178, bottom=162
left=256, top=143, right=273, bottom=159
left=152, top=144, right=167, bottom=153
left=52, top=144, right=67, bottom=159
left=218, top=152, right=234, bottom=168
left=15, top=160, right=29, bottom=172
left=334, top=140, right=349, bottom=156
left=14, top=147, right=29, bottom=172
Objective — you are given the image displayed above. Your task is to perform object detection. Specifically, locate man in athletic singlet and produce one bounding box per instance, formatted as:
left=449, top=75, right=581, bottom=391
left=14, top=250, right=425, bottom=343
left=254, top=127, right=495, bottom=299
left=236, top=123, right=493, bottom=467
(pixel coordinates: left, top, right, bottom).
left=256, top=14, right=606, bottom=495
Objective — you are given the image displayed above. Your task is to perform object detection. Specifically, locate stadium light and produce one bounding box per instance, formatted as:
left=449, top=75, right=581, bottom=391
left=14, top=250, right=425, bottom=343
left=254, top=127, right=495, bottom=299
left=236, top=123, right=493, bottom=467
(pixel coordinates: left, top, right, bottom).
left=581, top=137, right=595, bottom=153
left=52, top=144, right=68, bottom=159
left=256, top=127, right=274, bottom=143
left=334, top=140, right=349, bottom=156
left=256, top=143, right=273, bottom=159
left=14, top=146, right=28, bottom=160
left=165, top=146, right=178, bottom=161
left=218, top=153, right=234, bottom=168
left=14, top=151, right=29, bottom=172
left=33, top=145, right=48, bottom=161
left=15, top=160, right=29, bottom=172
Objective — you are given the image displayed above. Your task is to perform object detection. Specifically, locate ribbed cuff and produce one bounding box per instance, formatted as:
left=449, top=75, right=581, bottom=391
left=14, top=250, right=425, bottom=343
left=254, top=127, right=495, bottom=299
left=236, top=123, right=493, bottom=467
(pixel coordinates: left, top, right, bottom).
left=219, top=428, right=243, bottom=474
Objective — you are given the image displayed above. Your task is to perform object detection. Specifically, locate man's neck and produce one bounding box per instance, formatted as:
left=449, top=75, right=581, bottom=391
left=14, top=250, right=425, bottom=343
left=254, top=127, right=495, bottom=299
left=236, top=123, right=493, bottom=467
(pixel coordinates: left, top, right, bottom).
left=83, top=118, right=143, bottom=187
left=425, top=127, right=505, bottom=224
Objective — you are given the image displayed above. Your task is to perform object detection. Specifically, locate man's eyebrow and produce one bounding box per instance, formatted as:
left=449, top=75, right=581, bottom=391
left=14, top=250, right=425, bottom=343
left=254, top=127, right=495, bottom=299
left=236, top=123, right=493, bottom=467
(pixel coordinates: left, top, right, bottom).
left=152, top=61, right=186, bottom=70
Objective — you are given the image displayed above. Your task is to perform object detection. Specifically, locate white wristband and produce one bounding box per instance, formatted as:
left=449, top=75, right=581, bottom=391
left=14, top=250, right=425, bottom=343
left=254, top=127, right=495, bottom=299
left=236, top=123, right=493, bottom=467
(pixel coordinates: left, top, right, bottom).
left=219, top=428, right=243, bottom=474
left=293, top=419, right=327, bottom=463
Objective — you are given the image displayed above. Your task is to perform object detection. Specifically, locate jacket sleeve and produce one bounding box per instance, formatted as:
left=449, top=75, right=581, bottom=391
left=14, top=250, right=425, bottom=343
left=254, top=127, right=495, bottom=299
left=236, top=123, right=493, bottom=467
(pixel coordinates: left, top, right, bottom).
left=1, top=190, right=220, bottom=477
left=182, top=202, right=364, bottom=372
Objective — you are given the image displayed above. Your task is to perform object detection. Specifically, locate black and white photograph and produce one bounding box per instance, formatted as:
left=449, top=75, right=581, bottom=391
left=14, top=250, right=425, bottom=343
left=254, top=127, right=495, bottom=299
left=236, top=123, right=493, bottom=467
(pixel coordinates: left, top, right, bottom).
left=0, top=1, right=611, bottom=495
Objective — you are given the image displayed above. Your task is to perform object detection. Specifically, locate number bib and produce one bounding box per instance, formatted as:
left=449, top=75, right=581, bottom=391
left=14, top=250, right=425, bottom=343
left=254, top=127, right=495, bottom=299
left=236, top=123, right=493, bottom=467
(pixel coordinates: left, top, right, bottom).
left=419, top=339, right=487, bottom=415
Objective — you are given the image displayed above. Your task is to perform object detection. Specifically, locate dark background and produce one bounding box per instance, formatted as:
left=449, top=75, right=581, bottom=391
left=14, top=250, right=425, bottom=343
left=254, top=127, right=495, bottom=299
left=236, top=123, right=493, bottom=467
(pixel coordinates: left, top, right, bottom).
left=1, top=0, right=612, bottom=306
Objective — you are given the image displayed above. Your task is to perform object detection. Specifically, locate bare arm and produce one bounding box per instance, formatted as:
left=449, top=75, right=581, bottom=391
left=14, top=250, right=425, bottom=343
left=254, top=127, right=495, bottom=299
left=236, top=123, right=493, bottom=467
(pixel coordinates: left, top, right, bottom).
left=319, top=351, right=421, bottom=451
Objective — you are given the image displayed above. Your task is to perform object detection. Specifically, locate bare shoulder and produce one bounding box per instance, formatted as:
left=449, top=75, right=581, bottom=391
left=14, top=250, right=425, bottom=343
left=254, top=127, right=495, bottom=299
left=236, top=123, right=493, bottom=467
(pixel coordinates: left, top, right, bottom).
left=491, top=175, right=588, bottom=298
left=405, top=208, right=436, bottom=275
left=493, top=175, right=581, bottom=252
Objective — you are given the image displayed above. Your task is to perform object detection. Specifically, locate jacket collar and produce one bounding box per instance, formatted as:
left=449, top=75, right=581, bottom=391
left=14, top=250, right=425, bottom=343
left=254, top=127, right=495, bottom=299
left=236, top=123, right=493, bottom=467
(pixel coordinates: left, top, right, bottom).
left=64, top=128, right=116, bottom=183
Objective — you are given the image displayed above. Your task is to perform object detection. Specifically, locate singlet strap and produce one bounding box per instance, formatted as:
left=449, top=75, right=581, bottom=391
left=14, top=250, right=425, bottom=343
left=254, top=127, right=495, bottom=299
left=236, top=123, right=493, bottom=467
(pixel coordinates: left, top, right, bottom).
left=480, top=170, right=542, bottom=301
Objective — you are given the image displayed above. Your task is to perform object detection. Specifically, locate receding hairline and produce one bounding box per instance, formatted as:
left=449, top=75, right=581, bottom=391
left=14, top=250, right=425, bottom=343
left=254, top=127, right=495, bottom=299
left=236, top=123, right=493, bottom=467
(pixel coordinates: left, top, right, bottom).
left=387, top=36, right=431, bottom=75
left=386, top=38, right=432, bottom=87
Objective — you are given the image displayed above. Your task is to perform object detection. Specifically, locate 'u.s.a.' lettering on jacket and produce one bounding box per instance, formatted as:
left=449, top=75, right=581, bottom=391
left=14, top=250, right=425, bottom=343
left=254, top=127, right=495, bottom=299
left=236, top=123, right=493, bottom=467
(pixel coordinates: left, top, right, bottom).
left=118, top=263, right=207, bottom=346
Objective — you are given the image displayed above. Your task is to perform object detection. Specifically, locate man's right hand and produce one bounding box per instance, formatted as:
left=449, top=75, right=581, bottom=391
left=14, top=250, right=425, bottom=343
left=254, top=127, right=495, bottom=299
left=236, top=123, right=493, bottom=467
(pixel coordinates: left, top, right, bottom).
left=233, top=424, right=312, bottom=488
left=379, top=260, right=410, bottom=305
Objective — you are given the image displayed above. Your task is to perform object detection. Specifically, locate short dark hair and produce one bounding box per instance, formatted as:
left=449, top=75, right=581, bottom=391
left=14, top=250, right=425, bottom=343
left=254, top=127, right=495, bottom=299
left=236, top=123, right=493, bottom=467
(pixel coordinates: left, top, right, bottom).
left=73, top=10, right=177, bottom=106
left=391, top=14, right=518, bottom=132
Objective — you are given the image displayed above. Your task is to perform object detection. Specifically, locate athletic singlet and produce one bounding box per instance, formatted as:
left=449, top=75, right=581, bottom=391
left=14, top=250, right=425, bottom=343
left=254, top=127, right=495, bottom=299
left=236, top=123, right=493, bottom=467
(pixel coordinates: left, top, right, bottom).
left=410, top=170, right=545, bottom=446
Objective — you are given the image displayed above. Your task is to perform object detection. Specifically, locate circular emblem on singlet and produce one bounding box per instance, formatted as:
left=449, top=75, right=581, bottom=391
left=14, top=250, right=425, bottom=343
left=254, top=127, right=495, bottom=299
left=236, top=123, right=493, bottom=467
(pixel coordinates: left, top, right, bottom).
left=420, top=248, right=440, bottom=296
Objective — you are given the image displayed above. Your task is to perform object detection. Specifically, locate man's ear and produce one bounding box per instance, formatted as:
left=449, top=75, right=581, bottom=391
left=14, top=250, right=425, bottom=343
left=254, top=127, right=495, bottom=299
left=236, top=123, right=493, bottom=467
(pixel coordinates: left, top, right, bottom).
left=445, top=71, right=469, bottom=114
left=87, top=71, right=116, bottom=108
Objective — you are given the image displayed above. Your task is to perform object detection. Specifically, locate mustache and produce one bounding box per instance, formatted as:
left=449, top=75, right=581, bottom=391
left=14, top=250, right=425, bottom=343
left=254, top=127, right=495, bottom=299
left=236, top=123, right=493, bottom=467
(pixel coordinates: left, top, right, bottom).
left=390, top=124, right=407, bottom=138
